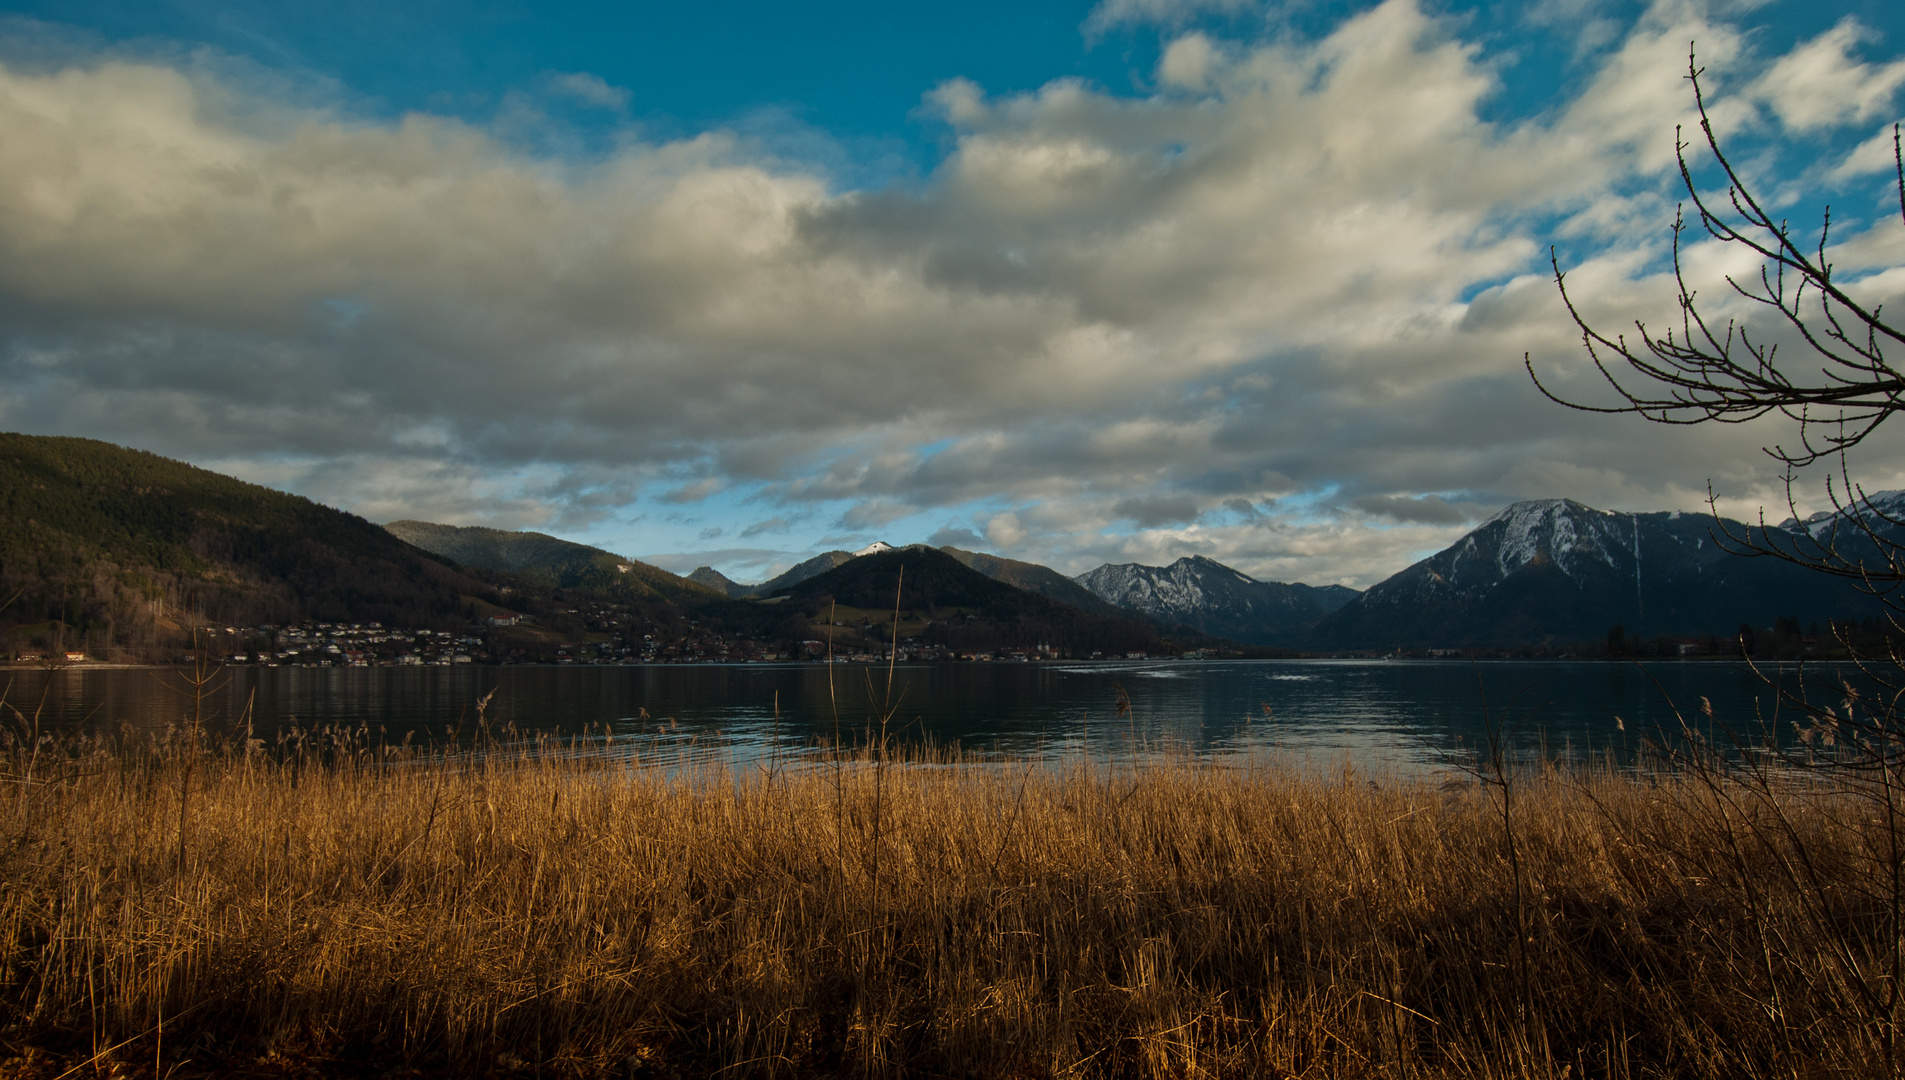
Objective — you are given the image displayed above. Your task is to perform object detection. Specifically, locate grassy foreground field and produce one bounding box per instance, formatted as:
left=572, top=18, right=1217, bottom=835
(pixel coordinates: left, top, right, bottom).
left=0, top=723, right=1899, bottom=1078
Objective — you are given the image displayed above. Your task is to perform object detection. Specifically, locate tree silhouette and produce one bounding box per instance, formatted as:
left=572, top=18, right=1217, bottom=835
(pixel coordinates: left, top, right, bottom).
left=1531, top=48, right=1905, bottom=607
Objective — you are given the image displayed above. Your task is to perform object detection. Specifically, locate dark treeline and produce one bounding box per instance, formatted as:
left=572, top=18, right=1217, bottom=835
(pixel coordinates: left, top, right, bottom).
left=1602, top=615, right=1901, bottom=661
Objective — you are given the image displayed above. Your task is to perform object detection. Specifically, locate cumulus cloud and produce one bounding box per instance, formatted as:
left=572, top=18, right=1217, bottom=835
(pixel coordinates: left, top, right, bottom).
left=986, top=512, right=1029, bottom=548
left=838, top=497, right=916, bottom=531
left=929, top=524, right=986, bottom=548
left=0, top=0, right=1900, bottom=589
left=1521, top=0, right=1626, bottom=58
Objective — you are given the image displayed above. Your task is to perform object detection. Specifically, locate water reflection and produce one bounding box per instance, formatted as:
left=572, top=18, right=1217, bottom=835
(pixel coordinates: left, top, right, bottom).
left=0, top=659, right=1814, bottom=772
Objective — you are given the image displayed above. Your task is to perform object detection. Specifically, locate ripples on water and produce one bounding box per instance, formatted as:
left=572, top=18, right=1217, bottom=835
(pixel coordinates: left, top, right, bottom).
left=4, top=658, right=1832, bottom=773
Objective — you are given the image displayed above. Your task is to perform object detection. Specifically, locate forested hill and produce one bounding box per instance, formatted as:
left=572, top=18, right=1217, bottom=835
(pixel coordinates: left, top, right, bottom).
left=772, top=545, right=1198, bottom=658
left=0, top=433, right=504, bottom=659
left=384, top=520, right=720, bottom=608
left=938, top=546, right=1129, bottom=618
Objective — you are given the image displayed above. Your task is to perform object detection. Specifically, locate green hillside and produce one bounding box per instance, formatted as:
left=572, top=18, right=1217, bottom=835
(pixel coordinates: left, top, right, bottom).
left=0, top=434, right=507, bottom=659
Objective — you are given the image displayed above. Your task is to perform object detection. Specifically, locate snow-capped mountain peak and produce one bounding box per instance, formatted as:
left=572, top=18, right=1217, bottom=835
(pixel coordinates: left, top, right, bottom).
left=1335, top=496, right=1754, bottom=629
left=1073, top=554, right=1356, bottom=646
left=1455, top=498, right=1654, bottom=583
left=1316, top=495, right=1890, bottom=648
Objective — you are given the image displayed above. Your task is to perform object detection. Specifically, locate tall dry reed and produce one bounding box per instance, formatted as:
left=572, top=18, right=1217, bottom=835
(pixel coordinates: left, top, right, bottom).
left=0, top=724, right=1897, bottom=1078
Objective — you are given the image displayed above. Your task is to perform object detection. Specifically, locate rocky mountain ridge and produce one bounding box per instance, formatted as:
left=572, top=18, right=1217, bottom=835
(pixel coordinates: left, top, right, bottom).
left=1073, top=555, right=1357, bottom=646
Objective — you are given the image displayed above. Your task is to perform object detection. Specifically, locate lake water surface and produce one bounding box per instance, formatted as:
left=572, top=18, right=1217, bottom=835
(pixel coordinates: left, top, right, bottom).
left=0, top=659, right=1824, bottom=770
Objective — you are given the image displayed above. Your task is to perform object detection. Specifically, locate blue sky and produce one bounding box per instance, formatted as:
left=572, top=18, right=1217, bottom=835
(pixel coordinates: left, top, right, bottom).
left=1, top=0, right=1902, bottom=586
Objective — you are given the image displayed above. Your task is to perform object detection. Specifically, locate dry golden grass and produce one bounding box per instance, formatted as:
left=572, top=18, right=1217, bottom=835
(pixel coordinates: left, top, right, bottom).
left=0, top=723, right=1900, bottom=1078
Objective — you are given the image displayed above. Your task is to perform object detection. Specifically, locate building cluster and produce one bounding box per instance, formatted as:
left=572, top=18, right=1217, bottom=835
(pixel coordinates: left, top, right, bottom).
left=19, top=600, right=1165, bottom=668
left=199, top=623, right=484, bottom=667
left=558, top=631, right=787, bottom=665
left=790, top=641, right=1134, bottom=663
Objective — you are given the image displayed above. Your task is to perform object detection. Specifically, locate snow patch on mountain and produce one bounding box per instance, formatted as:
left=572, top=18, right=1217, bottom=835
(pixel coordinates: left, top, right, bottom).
left=1473, top=499, right=1632, bottom=581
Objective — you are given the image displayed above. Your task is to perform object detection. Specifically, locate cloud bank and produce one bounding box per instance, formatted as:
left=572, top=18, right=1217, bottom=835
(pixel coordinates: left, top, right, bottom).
left=1, top=0, right=1902, bottom=587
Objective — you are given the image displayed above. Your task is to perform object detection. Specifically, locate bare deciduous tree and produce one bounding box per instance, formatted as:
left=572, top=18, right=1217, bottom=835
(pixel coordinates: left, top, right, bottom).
left=1531, top=49, right=1905, bottom=603
left=1533, top=54, right=1905, bottom=1056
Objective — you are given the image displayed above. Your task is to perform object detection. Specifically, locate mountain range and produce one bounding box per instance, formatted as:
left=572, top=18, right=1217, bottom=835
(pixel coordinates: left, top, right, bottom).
left=680, top=497, right=1898, bottom=651
left=8, top=432, right=1895, bottom=660
left=376, top=518, right=1219, bottom=657
left=939, top=547, right=1131, bottom=618
left=0, top=434, right=804, bottom=663
left=1311, top=498, right=1894, bottom=649
left=378, top=525, right=1242, bottom=657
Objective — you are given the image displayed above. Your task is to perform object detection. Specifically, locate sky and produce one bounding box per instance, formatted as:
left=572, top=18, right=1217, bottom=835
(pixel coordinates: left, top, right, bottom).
left=1, top=0, right=1902, bottom=588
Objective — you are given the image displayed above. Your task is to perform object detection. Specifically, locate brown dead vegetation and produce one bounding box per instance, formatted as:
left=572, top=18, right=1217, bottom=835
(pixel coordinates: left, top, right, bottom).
left=0, top=720, right=1898, bottom=1078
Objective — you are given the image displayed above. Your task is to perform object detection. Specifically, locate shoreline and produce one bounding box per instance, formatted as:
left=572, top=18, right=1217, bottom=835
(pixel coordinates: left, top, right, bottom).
left=0, top=653, right=1779, bottom=672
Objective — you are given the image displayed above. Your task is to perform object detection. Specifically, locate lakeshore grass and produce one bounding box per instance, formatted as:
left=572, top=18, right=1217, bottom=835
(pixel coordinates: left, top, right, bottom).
left=0, top=723, right=1899, bottom=1078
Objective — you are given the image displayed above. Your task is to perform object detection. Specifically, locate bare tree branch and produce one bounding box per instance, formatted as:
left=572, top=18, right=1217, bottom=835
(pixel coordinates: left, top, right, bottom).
left=1529, top=50, right=1905, bottom=474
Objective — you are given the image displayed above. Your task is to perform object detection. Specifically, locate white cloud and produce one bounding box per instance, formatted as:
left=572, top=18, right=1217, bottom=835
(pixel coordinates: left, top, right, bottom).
left=1832, top=125, right=1905, bottom=181
left=1085, top=0, right=1255, bottom=34
left=1159, top=33, right=1221, bottom=90
left=549, top=71, right=630, bottom=110
left=1521, top=0, right=1625, bottom=58
left=1755, top=18, right=1905, bottom=134
left=986, top=512, right=1029, bottom=548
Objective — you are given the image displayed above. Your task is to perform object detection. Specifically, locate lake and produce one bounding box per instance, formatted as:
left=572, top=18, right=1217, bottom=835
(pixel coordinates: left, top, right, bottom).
left=0, top=658, right=1827, bottom=771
